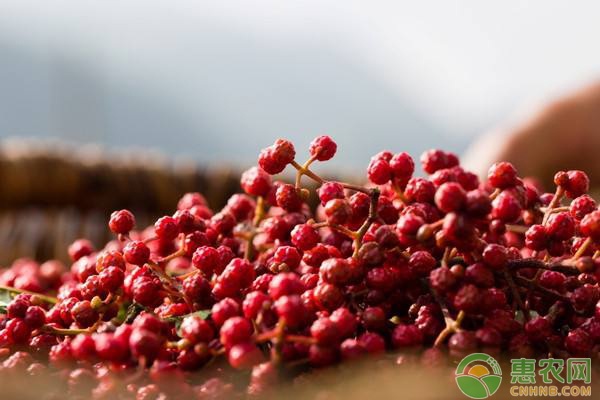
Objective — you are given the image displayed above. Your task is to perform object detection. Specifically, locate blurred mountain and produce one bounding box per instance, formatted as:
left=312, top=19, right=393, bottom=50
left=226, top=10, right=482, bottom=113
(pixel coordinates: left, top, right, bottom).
left=0, top=34, right=464, bottom=172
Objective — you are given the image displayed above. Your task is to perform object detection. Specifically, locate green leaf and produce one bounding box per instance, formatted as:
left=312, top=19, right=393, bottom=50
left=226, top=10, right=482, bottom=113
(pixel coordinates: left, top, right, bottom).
left=163, top=310, right=211, bottom=337
left=124, top=302, right=149, bottom=324
left=115, top=304, right=210, bottom=336
left=0, top=288, right=14, bottom=314
left=515, top=310, right=538, bottom=324
left=113, top=301, right=132, bottom=324
left=163, top=309, right=211, bottom=323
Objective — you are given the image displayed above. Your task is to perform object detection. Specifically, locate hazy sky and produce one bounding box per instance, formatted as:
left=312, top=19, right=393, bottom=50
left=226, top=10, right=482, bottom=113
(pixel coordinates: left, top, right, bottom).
left=1, top=1, right=599, bottom=170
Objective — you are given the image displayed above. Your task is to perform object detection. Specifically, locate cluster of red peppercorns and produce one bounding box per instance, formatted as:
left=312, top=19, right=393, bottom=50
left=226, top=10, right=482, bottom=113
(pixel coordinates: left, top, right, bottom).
left=1, top=135, right=600, bottom=398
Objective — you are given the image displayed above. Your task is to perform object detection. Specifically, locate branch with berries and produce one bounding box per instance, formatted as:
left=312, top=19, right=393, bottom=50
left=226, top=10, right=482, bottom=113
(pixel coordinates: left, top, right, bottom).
left=1, top=136, right=600, bottom=398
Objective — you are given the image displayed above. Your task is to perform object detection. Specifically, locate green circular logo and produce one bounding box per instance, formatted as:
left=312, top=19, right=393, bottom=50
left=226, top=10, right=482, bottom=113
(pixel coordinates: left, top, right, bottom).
left=455, top=353, right=502, bottom=399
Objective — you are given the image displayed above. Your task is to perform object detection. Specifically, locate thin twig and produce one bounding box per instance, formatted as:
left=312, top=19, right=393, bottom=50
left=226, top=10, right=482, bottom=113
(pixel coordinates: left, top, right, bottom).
left=513, top=276, right=570, bottom=302
left=542, top=186, right=565, bottom=224
left=573, top=237, right=593, bottom=260
left=505, top=224, right=529, bottom=234
left=352, top=188, right=380, bottom=258
left=504, top=267, right=530, bottom=322
left=0, top=285, right=58, bottom=304
left=506, top=258, right=579, bottom=275
left=429, top=285, right=464, bottom=347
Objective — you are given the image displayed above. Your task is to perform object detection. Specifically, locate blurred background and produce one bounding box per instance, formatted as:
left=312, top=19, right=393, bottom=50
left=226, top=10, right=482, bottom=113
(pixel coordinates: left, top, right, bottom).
left=1, top=0, right=600, bottom=263
left=3, top=1, right=600, bottom=166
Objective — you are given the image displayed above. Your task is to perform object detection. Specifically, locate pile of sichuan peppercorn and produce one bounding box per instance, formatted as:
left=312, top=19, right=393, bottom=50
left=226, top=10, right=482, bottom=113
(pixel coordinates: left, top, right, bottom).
left=1, top=135, right=600, bottom=398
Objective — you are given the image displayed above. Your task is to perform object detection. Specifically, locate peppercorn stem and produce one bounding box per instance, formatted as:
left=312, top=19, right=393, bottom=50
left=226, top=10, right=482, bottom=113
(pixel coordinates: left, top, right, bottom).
left=42, top=325, right=91, bottom=335
left=352, top=188, right=380, bottom=258
left=255, top=327, right=315, bottom=347
left=312, top=222, right=357, bottom=240
left=503, top=267, right=530, bottom=322
left=505, top=224, right=529, bottom=234
left=175, top=269, right=198, bottom=281
left=448, top=247, right=458, bottom=259
left=442, top=247, right=451, bottom=266
left=42, top=315, right=104, bottom=336
left=255, top=330, right=276, bottom=343
left=434, top=310, right=465, bottom=347
left=489, top=188, right=501, bottom=200
left=417, top=218, right=444, bottom=242
left=242, top=196, right=267, bottom=261
left=147, top=262, right=185, bottom=300
left=429, top=286, right=464, bottom=347
left=0, top=285, right=58, bottom=304
left=513, top=276, right=570, bottom=302
left=542, top=186, right=565, bottom=224
left=291, top=160, right=324, bottom=188
left=285, top=335, right=316, bottom=345
left=244, top=232, right=257, bottom=261
left=272, top=318, right=287, bottom=364
left=391, top=183, right=409, bottom=203
left=340, top=182, right=371, bottom=195
left=573, top=237, right=593, bottom=260
left=539, top=206, right=569, bottom=214
left=252, top=196, right=266, bottom=227
left=506, top=258, right=579, bottom=275
left=159, top=248, right=185, bottom=264
left=291, top=159, right=372, bottom=194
